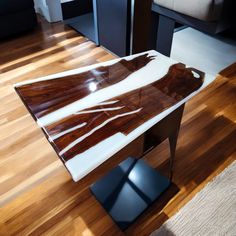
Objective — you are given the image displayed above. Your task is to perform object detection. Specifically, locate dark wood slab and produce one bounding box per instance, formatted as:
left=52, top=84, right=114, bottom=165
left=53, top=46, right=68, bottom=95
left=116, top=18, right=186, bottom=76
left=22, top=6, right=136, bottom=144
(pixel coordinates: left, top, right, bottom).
left=14, top=50, right=212, bottom=181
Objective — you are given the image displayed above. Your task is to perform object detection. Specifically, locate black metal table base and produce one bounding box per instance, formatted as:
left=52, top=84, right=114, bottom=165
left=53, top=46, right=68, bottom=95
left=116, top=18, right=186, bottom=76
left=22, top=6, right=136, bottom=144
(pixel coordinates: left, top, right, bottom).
left=90, top=157, right=170, bottom=230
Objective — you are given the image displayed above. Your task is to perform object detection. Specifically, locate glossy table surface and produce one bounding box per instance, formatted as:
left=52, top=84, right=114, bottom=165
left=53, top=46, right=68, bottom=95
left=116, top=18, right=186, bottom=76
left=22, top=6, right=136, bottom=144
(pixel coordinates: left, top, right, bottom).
left=14, top=50, right=215, bottom=181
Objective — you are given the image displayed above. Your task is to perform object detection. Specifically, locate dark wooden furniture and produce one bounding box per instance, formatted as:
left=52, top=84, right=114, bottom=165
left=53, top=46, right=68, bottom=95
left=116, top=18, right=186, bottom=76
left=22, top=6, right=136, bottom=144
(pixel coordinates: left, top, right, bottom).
left=0, top=0, right=37, bottom=39
left=132, top=0, right=154, bottom=54
left=14, top=51, right=205, bottom=173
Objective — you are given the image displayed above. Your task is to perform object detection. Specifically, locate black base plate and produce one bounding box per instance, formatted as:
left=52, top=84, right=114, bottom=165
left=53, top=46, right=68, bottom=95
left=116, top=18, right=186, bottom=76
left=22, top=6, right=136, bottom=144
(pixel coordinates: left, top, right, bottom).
left=90, top=157, right=170, bottom=230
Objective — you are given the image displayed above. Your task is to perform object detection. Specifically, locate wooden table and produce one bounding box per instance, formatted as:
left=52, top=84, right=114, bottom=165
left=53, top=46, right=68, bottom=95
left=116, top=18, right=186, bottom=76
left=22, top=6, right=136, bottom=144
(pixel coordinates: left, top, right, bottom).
left=14, top=50, right=215, bottom=230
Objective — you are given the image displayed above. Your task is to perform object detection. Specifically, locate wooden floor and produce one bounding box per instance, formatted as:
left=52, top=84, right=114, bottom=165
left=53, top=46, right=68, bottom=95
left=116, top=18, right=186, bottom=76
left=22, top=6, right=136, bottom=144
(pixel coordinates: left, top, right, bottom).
left=0, top=17, right=235, bottom=236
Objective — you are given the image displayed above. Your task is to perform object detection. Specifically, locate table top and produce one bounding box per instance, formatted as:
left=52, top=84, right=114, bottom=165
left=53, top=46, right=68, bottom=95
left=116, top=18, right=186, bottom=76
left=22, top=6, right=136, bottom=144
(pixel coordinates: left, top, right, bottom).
left=14, top=50, right=215, bottom=181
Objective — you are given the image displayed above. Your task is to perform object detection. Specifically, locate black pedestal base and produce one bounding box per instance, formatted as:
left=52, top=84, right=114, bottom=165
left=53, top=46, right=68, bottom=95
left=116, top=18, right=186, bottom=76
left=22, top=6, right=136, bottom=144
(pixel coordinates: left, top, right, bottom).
left=90, top=157, right=170, bottom=230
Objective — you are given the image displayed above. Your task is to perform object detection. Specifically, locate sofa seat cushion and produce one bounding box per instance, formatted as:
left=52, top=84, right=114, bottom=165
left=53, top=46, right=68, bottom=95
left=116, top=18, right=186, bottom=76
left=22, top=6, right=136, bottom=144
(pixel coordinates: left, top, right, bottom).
left=153, top=0, right=224, bottom=21
left=0, top=0, right=35, bottom=16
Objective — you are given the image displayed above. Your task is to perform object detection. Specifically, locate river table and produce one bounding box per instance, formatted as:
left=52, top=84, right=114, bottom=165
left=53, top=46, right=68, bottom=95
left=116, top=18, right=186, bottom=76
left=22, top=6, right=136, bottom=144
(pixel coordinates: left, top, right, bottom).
left=14, top=50, right=215, bottom=230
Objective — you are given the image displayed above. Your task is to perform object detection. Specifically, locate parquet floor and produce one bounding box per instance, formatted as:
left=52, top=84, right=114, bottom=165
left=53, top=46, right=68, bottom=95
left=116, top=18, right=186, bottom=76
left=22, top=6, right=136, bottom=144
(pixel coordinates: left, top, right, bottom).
left=0, top=17, right=235, bottom=236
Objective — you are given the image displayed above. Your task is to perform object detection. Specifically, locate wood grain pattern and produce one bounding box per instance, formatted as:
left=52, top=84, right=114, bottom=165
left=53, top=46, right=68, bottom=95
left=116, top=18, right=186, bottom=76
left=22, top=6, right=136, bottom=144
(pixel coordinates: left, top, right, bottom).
left=15, top=54, right=204, bottom=165
left=15, top=53, right=154, bottom=118
left=0, top=16, right=235, bottom=236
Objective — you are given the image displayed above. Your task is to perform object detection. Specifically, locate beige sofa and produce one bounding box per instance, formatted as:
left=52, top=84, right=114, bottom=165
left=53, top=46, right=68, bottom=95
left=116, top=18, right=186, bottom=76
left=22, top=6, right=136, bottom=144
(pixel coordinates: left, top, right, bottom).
left=151, top=0, right=233, bottom=56
left=153, top=0, right=225, bottom=22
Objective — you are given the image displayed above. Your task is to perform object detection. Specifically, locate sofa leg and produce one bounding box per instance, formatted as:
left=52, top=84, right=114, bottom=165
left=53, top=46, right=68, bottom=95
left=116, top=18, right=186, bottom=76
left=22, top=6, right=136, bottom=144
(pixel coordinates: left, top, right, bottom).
left=156, top=15, right=175, bottom=57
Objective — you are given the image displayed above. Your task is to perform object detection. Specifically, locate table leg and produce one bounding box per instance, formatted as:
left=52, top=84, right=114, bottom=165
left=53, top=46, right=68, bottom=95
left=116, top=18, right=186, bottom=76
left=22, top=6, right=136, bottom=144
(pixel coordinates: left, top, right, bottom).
left=168, top=129, right=179, bottom=181
left=144, top=104, right=185, bottom=181
left=90, top=104, right=185, bottom=230
left=168, top=106, right=184, bottom=181
left=90, top=157, right=170, bottom=230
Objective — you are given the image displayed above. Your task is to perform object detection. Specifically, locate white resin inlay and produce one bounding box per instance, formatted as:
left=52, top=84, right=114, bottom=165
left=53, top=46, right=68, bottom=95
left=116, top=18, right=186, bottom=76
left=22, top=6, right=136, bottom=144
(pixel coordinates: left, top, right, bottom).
left=59, top=108, right=142, bottom=155
left=96, top=100, right=119, bottom=106
left=49, top=122, right=87, bottom=141
left=75, top=106, right=125, bottom=115
left=65, top=133, right=126, bottom=181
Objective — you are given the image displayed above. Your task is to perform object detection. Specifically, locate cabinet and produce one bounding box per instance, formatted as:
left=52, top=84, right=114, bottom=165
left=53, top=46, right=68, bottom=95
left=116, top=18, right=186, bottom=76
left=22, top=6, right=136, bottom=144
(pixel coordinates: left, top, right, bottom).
left=61, top=0, right=153, bottom=56
left=96, top=0, right=131, bottom=57
left=61, top=0, right=99, bottom=45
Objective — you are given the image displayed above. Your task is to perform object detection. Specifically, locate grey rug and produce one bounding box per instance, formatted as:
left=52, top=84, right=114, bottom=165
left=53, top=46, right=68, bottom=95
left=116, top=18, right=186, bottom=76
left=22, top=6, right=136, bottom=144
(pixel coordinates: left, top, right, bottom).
left=151, top=161, right=236, bottom=236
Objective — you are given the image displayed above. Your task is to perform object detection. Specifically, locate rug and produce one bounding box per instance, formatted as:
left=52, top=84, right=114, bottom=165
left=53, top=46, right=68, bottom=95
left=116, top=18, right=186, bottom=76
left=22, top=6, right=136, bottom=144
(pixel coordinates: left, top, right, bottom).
left=151, top=161, right=236, bottom=236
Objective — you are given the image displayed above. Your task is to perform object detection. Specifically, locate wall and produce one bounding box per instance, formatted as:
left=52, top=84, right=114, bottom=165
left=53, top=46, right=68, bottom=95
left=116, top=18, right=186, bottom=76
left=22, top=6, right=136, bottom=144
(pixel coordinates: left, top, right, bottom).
left=34, top=0, right=63, bottom=22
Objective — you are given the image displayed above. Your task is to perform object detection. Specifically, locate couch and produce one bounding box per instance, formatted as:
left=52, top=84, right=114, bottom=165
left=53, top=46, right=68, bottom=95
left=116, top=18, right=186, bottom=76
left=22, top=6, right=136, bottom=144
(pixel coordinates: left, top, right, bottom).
left=151, top=0, right=234, bottom=56
left=0, top=0, right=37, bottom=39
